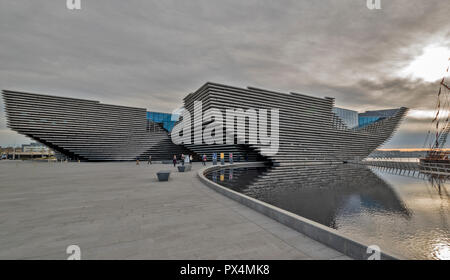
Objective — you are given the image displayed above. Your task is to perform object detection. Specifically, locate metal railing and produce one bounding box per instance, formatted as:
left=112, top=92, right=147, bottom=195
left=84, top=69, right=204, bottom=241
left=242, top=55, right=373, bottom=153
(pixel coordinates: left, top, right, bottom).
left=418, top=162, right=450, bottom=175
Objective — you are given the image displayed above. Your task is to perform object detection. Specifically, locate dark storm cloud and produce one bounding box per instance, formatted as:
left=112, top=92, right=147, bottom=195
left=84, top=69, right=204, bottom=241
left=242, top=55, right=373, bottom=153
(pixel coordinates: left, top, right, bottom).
left=0, top=0, right=449, bottom=147
left=318, top=77, right=440, bottom=110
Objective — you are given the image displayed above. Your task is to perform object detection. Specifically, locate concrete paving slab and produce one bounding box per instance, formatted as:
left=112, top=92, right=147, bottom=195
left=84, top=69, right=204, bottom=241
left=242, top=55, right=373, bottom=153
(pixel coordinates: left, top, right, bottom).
left=0, top=161, right=349, bottom=259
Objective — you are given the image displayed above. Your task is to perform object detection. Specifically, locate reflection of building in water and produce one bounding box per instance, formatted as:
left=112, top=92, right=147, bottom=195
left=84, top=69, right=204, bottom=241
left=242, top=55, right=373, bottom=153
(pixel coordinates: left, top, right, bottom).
left=207, top=164, right=410, bottom=229
left=206, top=164, right=449, bottom=259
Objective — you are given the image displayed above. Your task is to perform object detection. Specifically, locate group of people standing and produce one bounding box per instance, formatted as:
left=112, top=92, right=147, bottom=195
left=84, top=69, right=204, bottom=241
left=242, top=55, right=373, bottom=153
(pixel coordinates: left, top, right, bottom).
left=172, top=154, right=208, bottom=167
left=138, top=152, right=244, bottom=166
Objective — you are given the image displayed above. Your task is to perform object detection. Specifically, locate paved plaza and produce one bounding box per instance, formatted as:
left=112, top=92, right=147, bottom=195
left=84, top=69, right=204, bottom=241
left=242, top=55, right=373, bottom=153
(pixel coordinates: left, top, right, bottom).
left=0, top=161, right=350, bottom=259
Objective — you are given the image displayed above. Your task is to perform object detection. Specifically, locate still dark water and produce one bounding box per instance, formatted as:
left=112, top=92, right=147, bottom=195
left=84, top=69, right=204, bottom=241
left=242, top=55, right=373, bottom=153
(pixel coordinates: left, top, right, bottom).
left=205, top=164, right=450, bottom=260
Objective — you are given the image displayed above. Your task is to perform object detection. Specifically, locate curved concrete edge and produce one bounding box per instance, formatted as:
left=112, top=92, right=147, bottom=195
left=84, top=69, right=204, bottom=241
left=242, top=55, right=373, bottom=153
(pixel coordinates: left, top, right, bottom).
left=198, top=163, right=406, bottom=260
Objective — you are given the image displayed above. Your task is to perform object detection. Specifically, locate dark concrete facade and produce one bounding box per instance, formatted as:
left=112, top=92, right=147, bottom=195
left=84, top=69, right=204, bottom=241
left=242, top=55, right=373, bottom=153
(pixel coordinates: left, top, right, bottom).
left=2, top=83, right=407, bottom=162
left=2, top=90, right=189, bottom=161
left=179, top=82, right=408, bottom=166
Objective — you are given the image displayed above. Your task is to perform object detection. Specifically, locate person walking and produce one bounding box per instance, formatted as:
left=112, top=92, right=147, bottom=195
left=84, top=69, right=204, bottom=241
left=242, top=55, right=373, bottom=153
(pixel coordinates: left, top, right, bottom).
left=148, top=155, right=152, bottom=164
left=173, top=155, right=177, bottom=167
left=202, top=154, right=207, bottom=166
left=181, top=154, right=185, bottom=166
left=189, top=155, right=193, bottom=163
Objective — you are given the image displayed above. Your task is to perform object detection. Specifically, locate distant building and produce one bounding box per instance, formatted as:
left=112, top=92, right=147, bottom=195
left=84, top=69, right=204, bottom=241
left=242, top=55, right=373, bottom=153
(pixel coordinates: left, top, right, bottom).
left=21, top=142, right=51, bottom=153
left=1, top=147, right=17, bottom=154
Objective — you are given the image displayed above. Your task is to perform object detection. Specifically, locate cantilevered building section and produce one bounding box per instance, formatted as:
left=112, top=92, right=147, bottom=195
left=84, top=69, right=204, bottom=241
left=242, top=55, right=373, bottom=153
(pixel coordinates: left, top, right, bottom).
left=2, top=90, right=189, bottom=161
left=178, top=82, right=408, bottom=166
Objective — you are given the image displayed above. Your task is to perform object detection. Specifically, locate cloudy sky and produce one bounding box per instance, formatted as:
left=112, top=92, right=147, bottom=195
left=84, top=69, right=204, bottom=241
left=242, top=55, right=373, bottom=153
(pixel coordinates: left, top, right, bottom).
left=0, top=0, right=449, bottom=148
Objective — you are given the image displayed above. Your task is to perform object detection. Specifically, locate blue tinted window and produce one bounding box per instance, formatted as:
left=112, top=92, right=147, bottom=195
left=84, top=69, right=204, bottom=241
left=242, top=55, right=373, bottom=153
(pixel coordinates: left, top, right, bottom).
left=358, top=116, right=381, bottom=127
left=147, top=111, right=176, bottom=132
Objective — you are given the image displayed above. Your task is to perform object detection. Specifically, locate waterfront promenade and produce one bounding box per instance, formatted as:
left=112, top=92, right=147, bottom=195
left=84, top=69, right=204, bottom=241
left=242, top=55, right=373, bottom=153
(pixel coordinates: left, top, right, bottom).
left=0, top=161, right=349, bottom=260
